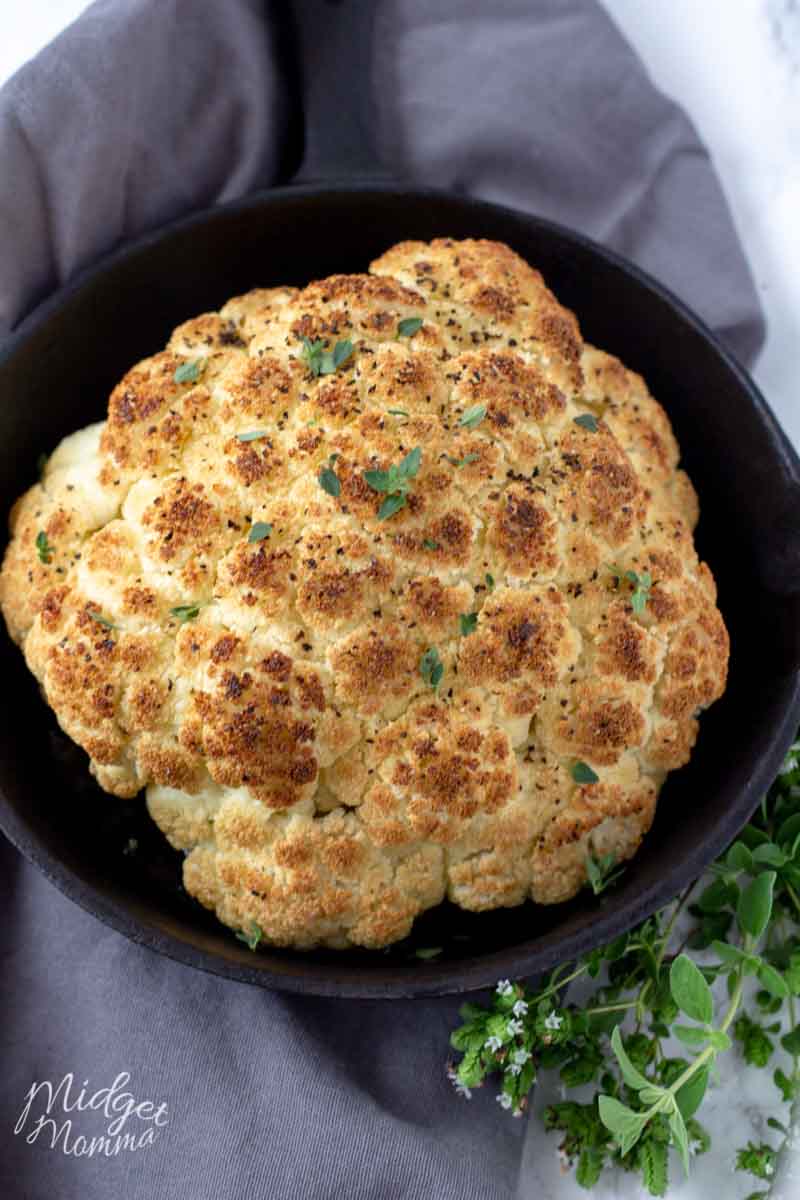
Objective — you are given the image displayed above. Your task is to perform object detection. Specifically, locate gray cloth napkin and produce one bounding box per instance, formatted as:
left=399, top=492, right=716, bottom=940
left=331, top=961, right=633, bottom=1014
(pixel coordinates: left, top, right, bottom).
left=0, top=3, right=764, bottom=1198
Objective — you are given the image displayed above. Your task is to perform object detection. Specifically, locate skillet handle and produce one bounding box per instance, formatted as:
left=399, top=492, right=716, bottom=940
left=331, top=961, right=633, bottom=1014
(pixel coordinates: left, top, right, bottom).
left=286, top=0, right=393, bottom=186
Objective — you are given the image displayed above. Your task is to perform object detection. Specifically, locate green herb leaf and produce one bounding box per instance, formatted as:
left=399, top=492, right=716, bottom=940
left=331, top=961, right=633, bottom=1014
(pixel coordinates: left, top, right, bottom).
left=459, top=612, right=478, bottom=637
left=575, top=1147, right=604, bottom=1189
left=598, top=1096, right=649, bottom=1156
left=774, top=1066, right=797, bottom=1102
left=711, top=940, right=759, bottom=973
left=301, top=336, right=355, bottom=377
left=735, top=1141, right=778, bottom=1182
left=739, top=823, right=771, bottom=850
left=331, top=339, right=354, bottom=370
left=170, top=604, right=201, bottom=623
left=387, top=408, right=409, bottom=418
left=400, top=446, right=422, bottom=477
left=364, top=469, right=392, bottom=493
left=174, top=358, right=205, bottom=384
left=319, top=455, right=341, bottom=498
left=687, top=908, right=733, bottom=950
left=752, top=842, right=787, bottom=868
left=640, top=1138, right=668, bottom=1198
left=673, top=1024, right=708, bottom=1047
left=777, top=813, right=800, bottom=848
left=670, top=954, right=714, bottom=1024
left=300, top=337, right=325, bottom=375
left=485, top=573, right=495, bottom=591
left=248, top=522, right=273, bottom=543
left=607, top=562, right=652, bottom=614
left=780, top=1026, right=800, bottom=1056
left=88, top=610, right=117, bottom=630
left=585, top=851, right=624, bottom=896
left=397, top=317, right=423, bottom=338
left=364, top=447, right=421, bottom=518
left=755, top=989, right=783, bottom=1014
left=696, top=877, right=737, bottom=913
left=237, top=430, right=269, bottom=442
left=420, top=647, right=444, bottom=690
left=423, top=538, right=439, bottom=550
left=572, top=761, right=599, bottom=785
left=445, top=452, right=479, bottom=468
left=734, top=1013, right=775, bottom=1067
left=631, top=572, right=652, bottom=614
left=573, top=413, right=599, bottom=433
left=737, top=871, right=776, bottom=939
left=235, top=922, right=263, bottom=952
left=415, top=946, right=443, bottom=960
left=378, top=493, right=407, bottom=520
left=757, top=961, right=789, bottom=999
left=299, top=336, right=352, bottom=376
left=668, top=1107, right=691, bottom=1176
left=610, top=1026, right=651, bottom=1090
left=459, top=404, right=487, bottom=430
left=35, top=530, right=53, bottom=564
left=726, top=841, right=754, bottom=872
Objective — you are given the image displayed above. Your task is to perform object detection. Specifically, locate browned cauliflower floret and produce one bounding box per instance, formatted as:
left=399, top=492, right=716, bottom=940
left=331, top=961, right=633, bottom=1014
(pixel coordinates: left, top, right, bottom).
left=0, top=238, right=729, bottom=949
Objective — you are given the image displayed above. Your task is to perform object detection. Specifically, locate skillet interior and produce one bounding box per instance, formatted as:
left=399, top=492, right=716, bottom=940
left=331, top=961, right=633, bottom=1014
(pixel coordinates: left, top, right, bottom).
left=1, top=185, right=798, bottom=998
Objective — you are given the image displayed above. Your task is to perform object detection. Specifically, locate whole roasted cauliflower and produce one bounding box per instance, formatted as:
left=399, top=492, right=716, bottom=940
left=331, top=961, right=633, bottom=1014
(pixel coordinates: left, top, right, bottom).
left=0, top=239, right=728, bottom=949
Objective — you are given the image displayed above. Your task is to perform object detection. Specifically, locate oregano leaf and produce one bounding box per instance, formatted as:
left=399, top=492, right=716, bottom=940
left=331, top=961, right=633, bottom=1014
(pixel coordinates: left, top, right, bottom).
left=737, top=871, right=776, bottom=939
left=670, top=954, right=714, bottom=1024
left=610, top=1026, right=651, bottom=1091
left=668, top=1107, right=691, bottom=1175
left=675, top=1067, right=709, bottom=1122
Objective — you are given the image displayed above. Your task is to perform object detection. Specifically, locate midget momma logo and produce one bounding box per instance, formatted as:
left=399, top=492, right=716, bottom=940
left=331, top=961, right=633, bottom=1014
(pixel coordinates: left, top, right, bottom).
left=14, top=1071, right=168, bottom=1158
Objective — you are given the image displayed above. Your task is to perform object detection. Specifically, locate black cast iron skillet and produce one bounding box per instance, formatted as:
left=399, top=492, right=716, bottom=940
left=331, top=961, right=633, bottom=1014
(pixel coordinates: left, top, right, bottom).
left=1, top=1, right=799, bottom=998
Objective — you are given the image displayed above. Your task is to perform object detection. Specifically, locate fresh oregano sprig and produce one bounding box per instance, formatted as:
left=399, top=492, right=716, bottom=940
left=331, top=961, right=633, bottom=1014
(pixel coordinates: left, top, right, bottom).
left=300, top=336, right=354, bottom=377
left=448, top=734, right=800, bottom=1196
left=363, top=447, right=421, bottom=520
left=585, top=850, right=625, bottom=896
left=608, top=562, right=653, bottom=615
left=35, top=530, right=53, bottom=564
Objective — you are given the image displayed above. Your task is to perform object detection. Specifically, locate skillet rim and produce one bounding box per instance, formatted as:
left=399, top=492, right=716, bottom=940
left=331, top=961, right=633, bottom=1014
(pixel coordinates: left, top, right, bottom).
left=1, top=180, right=799, bottom=999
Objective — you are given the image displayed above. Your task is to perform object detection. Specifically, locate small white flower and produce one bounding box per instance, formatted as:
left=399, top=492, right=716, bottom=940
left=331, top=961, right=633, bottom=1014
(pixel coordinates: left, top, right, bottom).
left=506, top=1018, right=524, bottom=1036
left=508, top=1063, right=522, bottom=1076
left=496, top=979, right=514, bottom=996
left=765, top=1162, right=775, bottom=1177
left=512, top=999, right=529, bottom=1018
left=496, top=1093, right=513, bottom=1110
left=512, top=1048, right=531, bottom=1066
left=485, top=1035, right=503, bottom=1052
left=544, top=1010, right=564, bottom=1031
left=512, top=1107, right=523, bottom=1119
left=446, top=1064, right=472, bottom=1100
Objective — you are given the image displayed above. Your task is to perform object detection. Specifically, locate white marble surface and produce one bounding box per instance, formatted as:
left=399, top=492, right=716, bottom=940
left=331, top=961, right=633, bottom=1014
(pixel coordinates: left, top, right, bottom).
left=601, top=0, right=800, bottom=453
left=1, top=3, right=798, bottom=1198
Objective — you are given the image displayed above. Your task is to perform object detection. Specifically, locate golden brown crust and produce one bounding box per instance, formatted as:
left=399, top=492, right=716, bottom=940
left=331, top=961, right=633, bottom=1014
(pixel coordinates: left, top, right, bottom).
left=0, top=238, right=729, bottom=948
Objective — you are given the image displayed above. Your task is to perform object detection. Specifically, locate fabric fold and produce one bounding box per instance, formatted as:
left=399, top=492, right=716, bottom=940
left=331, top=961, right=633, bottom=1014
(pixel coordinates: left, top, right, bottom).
left=0, top=0, right=290, bottom=334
